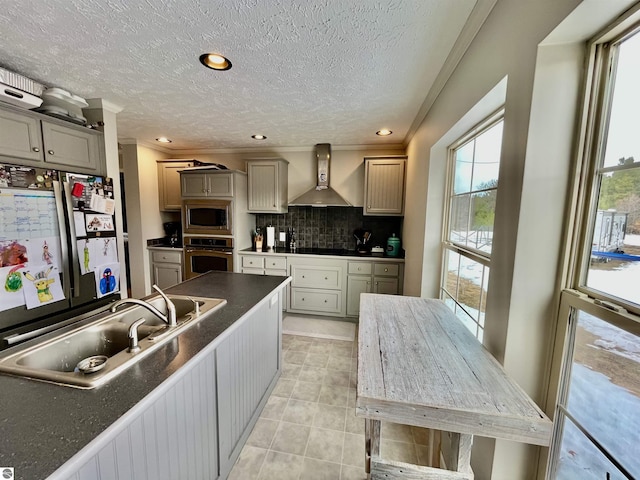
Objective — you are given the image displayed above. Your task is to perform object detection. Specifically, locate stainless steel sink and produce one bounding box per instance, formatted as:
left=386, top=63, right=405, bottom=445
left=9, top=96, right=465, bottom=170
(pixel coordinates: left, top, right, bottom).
left=0, top=295, right=226, bottom=388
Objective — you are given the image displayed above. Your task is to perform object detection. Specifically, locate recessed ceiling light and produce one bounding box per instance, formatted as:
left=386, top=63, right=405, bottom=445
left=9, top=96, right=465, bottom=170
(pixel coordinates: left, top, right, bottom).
left=199, top=53, right=232, bottom=71
left=251, top=134, right=267, bottom=140
left=156, top=137, right=172, bottom=143
left=376, top=129, right=393, bottom=136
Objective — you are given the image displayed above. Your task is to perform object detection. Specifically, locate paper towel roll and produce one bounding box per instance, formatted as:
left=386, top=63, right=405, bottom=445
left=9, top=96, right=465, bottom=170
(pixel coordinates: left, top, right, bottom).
left=266, top=226, right=275, bottom=247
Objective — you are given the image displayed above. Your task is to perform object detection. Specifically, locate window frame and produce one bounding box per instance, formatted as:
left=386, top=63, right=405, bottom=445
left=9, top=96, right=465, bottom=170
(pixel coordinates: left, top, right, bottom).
left=440, top=108, right=504, bottom=340
left=546, top=11, right=640, bottom=479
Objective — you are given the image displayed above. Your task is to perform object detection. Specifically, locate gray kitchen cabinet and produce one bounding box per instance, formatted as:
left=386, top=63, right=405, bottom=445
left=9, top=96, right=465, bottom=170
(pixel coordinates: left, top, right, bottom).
left=288, top=257, right=346, bottom=317
left=346, top=260, right=403, bottom=316
left=157, top=159, right=195, bottom=210
left=346, top=275, right=371, bottom=316
left=0, top=104, right=105, bottom=174
left=41, top=120, right=103, bottom=172
left=239, top=253, right=288, bottom=309
left=150, top=248, right=183, bottom=288
left=246, top=159, right=289, bottom=213
left=240, top=254, right=287, bottom=275
left=181, top=170, right=234, bottom=197
left=0, top=107, right=43, bottom=162
left=364, top=156, right=407, bottom=216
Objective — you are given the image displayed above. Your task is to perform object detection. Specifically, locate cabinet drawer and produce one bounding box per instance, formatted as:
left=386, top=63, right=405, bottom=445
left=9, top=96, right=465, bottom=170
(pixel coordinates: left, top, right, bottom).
left=242, top=256, right=265, bottom=268
left=291, top=265, right=341, bottom=289
left=265, top=257, right=287, bottom=270
left=374, top=263, right=399, bottom=277
left=348, top=262, right=372, bottom=275
left=151, top=250, right=182, bottom=264
left=290, top=288, right=341, bottom=314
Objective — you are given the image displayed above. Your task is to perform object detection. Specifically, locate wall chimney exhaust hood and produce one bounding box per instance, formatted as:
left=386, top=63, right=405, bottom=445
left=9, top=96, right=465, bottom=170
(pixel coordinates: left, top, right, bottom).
left=289, top=144, right=351, bottom=207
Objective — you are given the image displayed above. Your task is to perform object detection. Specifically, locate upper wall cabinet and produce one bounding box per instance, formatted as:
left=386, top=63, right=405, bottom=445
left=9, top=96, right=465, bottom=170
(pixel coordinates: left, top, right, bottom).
left=0, top=107, right=43, bottom=161
left=0, top=103, right=105, bottom=174
left=181, top=170, right=234, bottom=197
left=364, top=156, right=407, bottom=216
left=246, top=159, right=289, bottom=213
left=41, top=121, right=102, bottom=172
left=157, top=159, right=196, bottom=211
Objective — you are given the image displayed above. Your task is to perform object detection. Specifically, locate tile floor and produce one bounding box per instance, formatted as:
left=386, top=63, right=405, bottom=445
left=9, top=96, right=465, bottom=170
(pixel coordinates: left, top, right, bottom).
left=228, top=332, right=432, bottom=480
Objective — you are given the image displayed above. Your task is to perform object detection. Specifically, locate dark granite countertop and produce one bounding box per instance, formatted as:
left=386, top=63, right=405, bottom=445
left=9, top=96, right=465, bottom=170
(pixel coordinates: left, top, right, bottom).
left=0, top=272, right=289, bottom=480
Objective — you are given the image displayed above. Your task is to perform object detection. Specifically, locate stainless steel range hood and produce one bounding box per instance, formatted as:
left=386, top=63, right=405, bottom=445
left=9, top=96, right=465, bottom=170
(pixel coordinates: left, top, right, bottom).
left=289, top=144, right=351, bottom=207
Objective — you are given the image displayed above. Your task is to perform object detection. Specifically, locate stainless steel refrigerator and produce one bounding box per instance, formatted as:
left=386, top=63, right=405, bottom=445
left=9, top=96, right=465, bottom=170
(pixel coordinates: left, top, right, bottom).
left=0, top=163, right=120, bottom=350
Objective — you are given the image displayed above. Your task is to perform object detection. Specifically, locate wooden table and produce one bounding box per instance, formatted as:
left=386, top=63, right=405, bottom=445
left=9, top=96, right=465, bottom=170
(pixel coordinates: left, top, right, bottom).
left=356, top=294, right=552, bottom=479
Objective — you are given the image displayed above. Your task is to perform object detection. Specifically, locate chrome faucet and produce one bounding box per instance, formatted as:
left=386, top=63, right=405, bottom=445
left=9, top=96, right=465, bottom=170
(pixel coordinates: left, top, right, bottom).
left=110, top=285, right=177, bottom=327
left=127, top=318, right=146, bottom=353
left=110, top=298, right=171, bottom=324
left=152, top=284, right=177, bottom=327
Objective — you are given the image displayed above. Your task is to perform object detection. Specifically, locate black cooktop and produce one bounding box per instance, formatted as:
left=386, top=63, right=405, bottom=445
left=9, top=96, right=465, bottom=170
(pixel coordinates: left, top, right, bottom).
left=293, top=248, right=351, bottom=255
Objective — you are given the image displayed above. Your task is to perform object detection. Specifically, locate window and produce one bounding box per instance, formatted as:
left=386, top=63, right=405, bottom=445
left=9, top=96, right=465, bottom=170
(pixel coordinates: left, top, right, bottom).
left=549, top=22, right=640, bottom=480
left=441, top=111, right=503, bottom=341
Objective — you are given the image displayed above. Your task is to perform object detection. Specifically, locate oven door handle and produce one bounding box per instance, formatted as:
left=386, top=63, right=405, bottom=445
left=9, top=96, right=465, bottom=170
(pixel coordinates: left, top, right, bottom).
left=185, top=249, right=233, bottom=254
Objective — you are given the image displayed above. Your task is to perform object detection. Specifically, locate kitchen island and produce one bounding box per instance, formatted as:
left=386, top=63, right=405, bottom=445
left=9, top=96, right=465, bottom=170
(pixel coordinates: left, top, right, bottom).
left=0, top=271, right=290, bottom=480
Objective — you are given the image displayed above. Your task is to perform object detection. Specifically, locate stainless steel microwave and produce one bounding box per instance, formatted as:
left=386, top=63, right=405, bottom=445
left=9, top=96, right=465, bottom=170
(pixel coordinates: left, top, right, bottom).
left=182, top=199, right=232, bottom=235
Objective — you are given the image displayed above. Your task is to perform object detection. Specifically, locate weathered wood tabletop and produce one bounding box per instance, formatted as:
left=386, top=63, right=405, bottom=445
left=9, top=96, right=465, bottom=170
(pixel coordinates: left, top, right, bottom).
left=356, top=294, right=552, bottom=479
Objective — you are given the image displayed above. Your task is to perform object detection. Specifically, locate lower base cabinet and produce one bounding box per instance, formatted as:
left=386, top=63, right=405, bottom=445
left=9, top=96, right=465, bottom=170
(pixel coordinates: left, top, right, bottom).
left=150, top=248, right=183, bottom=289
left=53, top=292, right=282, bottom=480
left=346, top=261, right=403, bottom=317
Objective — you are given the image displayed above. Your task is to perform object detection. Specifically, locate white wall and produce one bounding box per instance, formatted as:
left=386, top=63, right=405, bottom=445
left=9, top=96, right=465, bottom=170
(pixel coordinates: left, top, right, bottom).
left=121, top=142, right=169, bottom=298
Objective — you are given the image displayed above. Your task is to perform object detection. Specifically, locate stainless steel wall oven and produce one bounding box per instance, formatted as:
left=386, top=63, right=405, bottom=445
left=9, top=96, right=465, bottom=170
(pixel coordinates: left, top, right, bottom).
left=184, top=236, right=233, bottom=278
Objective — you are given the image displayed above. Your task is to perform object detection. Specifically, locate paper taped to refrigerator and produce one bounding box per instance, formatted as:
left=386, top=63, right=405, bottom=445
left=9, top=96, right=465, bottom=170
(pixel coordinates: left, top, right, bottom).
left=22, top=265, right=65, bottom=309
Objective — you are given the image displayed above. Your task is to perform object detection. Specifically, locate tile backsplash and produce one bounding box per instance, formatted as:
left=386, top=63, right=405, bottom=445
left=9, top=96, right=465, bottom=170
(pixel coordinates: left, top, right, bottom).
left=254, top=206, right=402, bottom=250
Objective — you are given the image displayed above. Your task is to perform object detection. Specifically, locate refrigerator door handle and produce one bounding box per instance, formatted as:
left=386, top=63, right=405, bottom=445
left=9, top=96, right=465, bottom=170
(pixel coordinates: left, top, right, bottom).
left=53, top=181, right=74, bottom=299
left=61, top=181, right=81, bottom=298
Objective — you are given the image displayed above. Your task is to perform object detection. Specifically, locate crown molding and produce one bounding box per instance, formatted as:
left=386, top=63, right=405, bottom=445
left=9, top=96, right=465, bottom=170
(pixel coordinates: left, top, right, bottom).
left=405, top=0, right=498, bottom=144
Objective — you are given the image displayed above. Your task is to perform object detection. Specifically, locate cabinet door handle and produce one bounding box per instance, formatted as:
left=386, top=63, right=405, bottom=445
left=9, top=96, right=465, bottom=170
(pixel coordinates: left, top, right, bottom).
left=384, top=268, right=388, bottom=272
left=324, top=277, right=328, bottom=280
left=302, top=297, right=305, bottom=301
left=47, top=149, right=54, bottom=155
left=367, top=205, right=371, bottom=208
left=32, top=147, right=40, bottom=152
left=324, top=300, right=327, bottom=303
left=302, top=275, right=305, bottom=279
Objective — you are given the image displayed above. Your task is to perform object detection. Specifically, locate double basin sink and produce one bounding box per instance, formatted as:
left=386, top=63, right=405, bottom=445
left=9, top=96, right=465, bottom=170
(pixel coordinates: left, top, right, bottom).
left=0, top=294, right=226, bottom=388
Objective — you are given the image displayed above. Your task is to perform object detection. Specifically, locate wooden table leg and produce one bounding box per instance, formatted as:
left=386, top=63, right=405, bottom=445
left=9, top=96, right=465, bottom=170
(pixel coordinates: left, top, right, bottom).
left=365, top=419, right=381, bottom=478
left=447, top=433, right=473, bottom=474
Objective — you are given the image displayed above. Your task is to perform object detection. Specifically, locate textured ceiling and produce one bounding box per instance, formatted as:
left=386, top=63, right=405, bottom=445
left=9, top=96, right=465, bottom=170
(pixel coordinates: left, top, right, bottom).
left=0, top=0, right=480, bottom=150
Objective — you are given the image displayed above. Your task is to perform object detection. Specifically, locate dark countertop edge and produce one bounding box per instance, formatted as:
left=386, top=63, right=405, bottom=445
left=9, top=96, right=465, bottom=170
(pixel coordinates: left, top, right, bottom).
left=0, top=272, right=289, bottom=480
left=239, top=248, right=405, bottom=261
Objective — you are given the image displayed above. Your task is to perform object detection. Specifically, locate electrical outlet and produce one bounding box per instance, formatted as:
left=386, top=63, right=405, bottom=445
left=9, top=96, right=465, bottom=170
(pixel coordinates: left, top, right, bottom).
left=279, top=232, right=286, bottom=242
